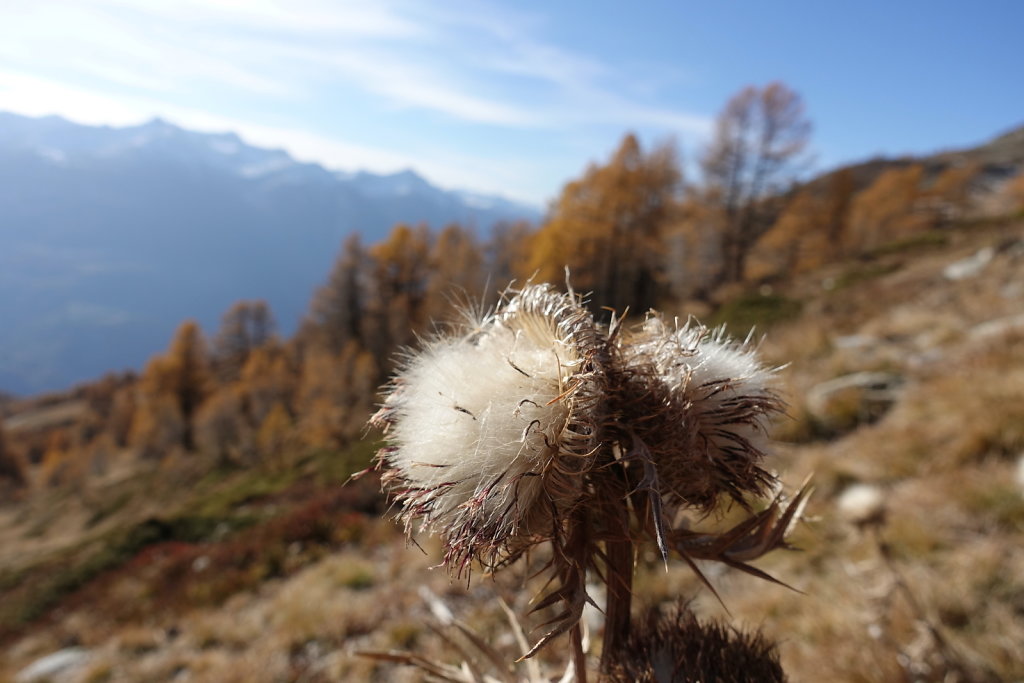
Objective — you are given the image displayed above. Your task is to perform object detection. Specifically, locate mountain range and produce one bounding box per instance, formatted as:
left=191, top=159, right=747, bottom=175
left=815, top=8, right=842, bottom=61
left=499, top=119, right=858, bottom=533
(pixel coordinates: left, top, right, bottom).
left=0, top=112, right=542, bottom=396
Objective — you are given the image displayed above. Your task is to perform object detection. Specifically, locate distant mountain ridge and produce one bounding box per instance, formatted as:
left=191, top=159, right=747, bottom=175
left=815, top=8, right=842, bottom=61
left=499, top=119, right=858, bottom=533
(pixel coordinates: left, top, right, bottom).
left=0, top=112, right=541, bottom=395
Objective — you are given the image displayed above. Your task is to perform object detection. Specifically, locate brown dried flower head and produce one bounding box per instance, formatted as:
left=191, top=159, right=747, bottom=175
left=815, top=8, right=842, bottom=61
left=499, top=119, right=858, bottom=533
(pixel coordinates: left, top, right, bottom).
left=618, top=315, right=782, bottom=512
left=605, top=602, right=787, bottom=683
left=369, top=283, right=802, bottom=667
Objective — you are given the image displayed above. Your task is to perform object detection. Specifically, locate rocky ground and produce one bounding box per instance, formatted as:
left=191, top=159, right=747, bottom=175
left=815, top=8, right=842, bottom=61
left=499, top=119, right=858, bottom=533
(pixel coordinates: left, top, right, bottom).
left=2, top=218, right=1023, bottom=682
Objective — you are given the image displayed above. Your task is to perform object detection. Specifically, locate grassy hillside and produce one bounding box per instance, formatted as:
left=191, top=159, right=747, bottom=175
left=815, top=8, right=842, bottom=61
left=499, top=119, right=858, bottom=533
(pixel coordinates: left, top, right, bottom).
left=1, top=215, right=1022, bottom=682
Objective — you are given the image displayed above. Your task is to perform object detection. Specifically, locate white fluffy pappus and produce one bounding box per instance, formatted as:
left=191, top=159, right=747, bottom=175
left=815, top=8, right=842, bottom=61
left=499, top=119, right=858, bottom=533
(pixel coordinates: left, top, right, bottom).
left=373, top=285, right=603, bottom=572
left=621, top=316, right=782, bottom=508
left=367, top=289, right=803, bottom=666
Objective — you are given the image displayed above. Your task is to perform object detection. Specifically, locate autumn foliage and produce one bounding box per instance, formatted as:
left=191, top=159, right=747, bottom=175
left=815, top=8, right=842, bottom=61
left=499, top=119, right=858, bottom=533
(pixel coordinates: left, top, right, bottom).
left=528, top=133, right=681, bottom=313
left=2, top=80, right=1008, bottom=495
left=0, top=423, right=27, bottom=494
left=699, top=82, right=812, bottom=286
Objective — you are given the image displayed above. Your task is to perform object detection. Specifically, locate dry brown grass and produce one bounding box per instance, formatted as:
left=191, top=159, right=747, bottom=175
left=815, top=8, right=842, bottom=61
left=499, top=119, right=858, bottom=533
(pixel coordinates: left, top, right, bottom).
left=2, top=221, right=1022, bottom=682
left=687, top=222, right=1024, bottom=682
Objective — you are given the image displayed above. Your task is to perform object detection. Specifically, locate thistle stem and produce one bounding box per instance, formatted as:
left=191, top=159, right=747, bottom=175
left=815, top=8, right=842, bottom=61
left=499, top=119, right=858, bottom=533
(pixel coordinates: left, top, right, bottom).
left=599, top=457, right=635, bottom=674
left=563, top=505, right=592, bottom=683
left=600, top=534, right=634, bottom=673
left=570, top=623, right=587, bottom=683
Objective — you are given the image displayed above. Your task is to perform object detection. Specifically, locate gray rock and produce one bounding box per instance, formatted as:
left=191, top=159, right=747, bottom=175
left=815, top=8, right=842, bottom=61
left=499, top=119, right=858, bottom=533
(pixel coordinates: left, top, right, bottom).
left=837, top=483, right=887, bottom=527
left=15, top=648, right=91, bottom=683
left=943, top=247, right=995, bottom=280
left=806, top=372, right=904, bottom=434
left=1016, top=455, right=1024, bottom=496
left=968, top=313, right=1024, bottom=341
left=833, top=334, right=877, bottom=350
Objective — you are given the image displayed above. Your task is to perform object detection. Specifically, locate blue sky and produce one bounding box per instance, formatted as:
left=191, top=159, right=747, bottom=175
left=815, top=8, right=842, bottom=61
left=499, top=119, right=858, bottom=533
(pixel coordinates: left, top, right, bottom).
left=1, top=0, right=1021, bottom=205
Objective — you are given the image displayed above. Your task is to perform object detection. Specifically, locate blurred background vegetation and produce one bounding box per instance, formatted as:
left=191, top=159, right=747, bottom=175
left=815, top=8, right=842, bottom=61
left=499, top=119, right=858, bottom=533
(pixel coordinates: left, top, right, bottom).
left=2, top=78, right=1024, bottom=681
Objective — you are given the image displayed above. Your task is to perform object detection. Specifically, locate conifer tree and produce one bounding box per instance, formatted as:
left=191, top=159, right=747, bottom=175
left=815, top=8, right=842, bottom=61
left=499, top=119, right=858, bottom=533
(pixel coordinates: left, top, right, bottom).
left=748, top=169, right=854, bottom=280
left=296, top=341, right=377, bottom=448
left=700, top=82, right=812, bottom=286
left=365, top=223, right=432, bottom=368
left=194, top=387, right=252, bottom=466
left=213, top=300, right=276, bottom=381
left=133, top=320, right=211, bottom=454
left=306, top=234, right=368, bottom=354
left=425, top=223, right=485, bottom=325
left=39, top=429, right=71, bottom=488
left=296, top=349, right=347, bottom=449
left=822, top=168, right=856, bottom=253
left=1003, top=170, right=1024, bottom=213
left=529, top=134, right=681, bottom=314
left=747, top=189, right=821, bottom=280
left=256, top=402, right=293, bottom=466
left=237, top=345, right=295, bottom=428
left=927, top=162, right=979, bottom=221
left=0, top=423, right=27, bottom=492
left=107, top=385, right=137, bottom=448
left=848, top=165, right=927, bottom=252
left=486, top=219, right=535, bottom=296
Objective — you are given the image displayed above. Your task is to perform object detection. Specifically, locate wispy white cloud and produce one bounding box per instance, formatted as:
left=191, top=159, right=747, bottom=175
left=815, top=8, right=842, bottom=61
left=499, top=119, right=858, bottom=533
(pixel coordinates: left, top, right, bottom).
left=0, top=0, right=713, bottom=200
left=286, top=44, right=544, bottom=126
left=131, top=0, right=426, bottom=38
left=0, top=4, right=295, bottom=97
left=1, top=0, right=709, bottom=129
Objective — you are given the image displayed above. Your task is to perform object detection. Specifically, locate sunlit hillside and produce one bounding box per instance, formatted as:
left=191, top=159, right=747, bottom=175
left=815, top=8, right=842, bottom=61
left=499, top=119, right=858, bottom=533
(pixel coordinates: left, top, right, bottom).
left=2, top=93, right=1024, bottom=681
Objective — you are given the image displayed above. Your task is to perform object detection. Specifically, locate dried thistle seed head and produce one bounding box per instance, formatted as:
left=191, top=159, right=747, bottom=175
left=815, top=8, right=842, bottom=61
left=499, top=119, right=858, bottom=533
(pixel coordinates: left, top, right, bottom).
left=373, top=284, right=605, bottom=573
left=605, top=603, right=787, bottom=683
left=620, top=316, right=783, bottom=510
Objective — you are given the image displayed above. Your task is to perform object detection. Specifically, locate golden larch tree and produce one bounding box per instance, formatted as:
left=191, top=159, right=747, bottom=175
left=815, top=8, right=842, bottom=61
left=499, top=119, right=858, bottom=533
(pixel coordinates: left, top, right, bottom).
left=699, top=82, right=812, bottom=286
left=256, top=401, right=294, bottom=468
left=213, top=300, right=276, bottom=381
left=237, top=345, right=296, bottom=428
left=927, top=162, right=979, bottom=221
left=296, top=341, right=377, bottom=449
left=306, top=234, right=368, bottom=354
left=529, top=133, right=681, bottom=314
left=424, top=223, right=485, bottom=325
left=39, top=429, right=72, bottom=488
left=0, top=422, right=28, bottom=493
left=132, top=320, right=212, bottom=455
left=747, top=189, right=822, bottom=281
left=365, top=223, right=432, bottom=368
left=847, top=164, right=927, bottom=252
left=194, top=387, right=253, bottom=466
left=748, top=168, right=856, bottom=280
left=487, top=219, right=535, bottom=295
